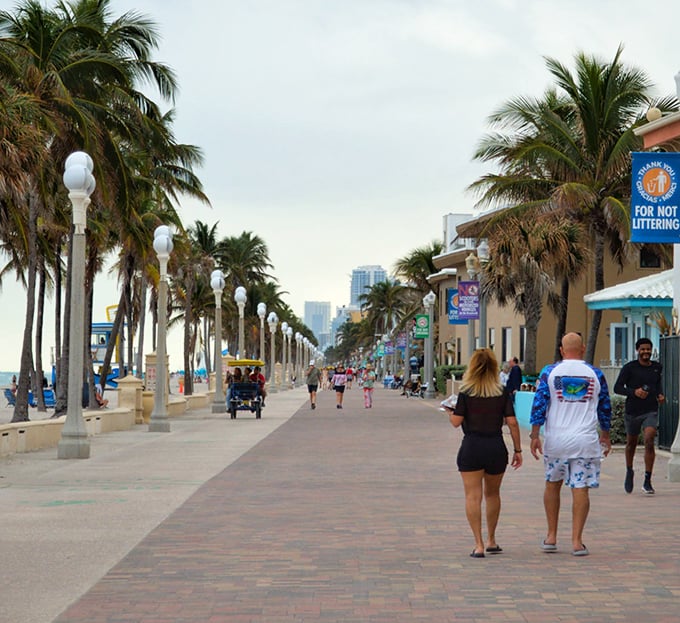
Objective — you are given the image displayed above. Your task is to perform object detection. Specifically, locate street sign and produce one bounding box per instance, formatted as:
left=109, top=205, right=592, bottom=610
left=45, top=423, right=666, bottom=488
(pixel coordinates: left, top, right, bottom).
left=631, top=152, right=680, bottom=243
left=414, top=314, right=429, bottom=338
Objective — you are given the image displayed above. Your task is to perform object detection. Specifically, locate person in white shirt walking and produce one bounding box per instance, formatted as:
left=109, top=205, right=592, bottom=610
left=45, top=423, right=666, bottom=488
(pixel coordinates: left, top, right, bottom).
left=529, top=332, right=612, bottom=557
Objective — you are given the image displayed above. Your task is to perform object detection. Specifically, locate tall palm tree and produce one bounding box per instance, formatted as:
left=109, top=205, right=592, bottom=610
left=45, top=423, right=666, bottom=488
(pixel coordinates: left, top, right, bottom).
left=470, top=46, right=678, bottom=362
left=393, top=241, right=443, bottom=296
left=481, top=212, right=591, bottom=373
left=359, top=280, right=408, bottom=343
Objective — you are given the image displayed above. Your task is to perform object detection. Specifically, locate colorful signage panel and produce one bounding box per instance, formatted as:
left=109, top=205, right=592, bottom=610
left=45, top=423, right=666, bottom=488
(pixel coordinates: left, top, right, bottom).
left=631, top=152, right=680, bottom=243
left=447, top=287, right=467, bottom=325
left=414, top=314, right=430, bottom=338
left=457, top=280, right=480, bottom=320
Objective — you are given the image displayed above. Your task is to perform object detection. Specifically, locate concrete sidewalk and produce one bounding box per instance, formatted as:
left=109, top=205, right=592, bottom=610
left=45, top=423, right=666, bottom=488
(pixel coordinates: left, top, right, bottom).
left=3, top=384, right=680, bottom=622
left=0, top=387, right=307, bottom=623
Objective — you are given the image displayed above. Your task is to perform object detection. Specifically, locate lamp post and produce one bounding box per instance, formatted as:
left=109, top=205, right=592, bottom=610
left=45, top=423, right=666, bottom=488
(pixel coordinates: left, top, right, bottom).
left=476, top=239, right=490, bottom=349
left=280, top=321, right=289, bottom=390
left=286, top=326, right=293, bottom=386
left=234, top=286, right=247, bottom=358
left=423, top=290, right=437, bottom=399
left=295, top=332, right=302, bottom=386
left=211, top=270, right=226, bottom=413
left=58, top=151, right=95, bottom=459
left=267, top=312, right=278, bottom=393
left=257, top=302, right=267, bottom=362
left=149, top=225, right=174, bottom=432
left=465, top=252, right=480, bottom=356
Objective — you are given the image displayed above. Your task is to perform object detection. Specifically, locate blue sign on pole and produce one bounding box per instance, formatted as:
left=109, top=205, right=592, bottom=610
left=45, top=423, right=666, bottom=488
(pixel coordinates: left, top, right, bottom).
left=631, top=152, right=680, bottom=243
left=447, top=287, right=467, bottom=325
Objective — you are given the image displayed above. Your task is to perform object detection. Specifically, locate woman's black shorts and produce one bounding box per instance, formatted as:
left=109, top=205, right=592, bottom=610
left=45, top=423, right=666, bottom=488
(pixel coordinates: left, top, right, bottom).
left=457, top=434, right=508, bottom=475
left=334, top=385, right=345, bottom=393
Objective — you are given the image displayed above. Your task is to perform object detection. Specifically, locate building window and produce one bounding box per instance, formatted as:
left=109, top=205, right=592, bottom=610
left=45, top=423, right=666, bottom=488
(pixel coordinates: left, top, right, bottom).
left=519, top=326, right=526, bottom=363
left=488, top=327, right=496, bottom=352
left=502, top=327, right=512, bottom=362
left=639, top=246, right=661, bottom=268
left=456, top=337, right=462, bottom=366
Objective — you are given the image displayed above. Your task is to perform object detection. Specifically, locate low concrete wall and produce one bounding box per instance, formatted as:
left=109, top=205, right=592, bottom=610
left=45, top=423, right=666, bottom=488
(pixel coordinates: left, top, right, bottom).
left=0, top=407, right=135, bottom=458
left=185, top=393, right=209, bottom=410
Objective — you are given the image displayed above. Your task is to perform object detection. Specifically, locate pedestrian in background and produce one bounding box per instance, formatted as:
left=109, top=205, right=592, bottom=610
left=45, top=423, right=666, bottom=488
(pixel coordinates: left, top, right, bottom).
left=446, top=348, right=522, bottom=558
left=613, top=337, right=664, bottom=494
left=505, top=357, right=522, bottom=396
left=363, top=364, right=376, bottom=408
left=529, top=332, right=612, bottom=557
left=331, top=364, right=347, bottom=409
left=306, top=360, right=322, bottom=410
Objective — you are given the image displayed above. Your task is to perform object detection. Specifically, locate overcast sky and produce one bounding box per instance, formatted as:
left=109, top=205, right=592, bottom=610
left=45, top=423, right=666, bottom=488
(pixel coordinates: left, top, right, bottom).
left=4, top=0, right=680, bottom=371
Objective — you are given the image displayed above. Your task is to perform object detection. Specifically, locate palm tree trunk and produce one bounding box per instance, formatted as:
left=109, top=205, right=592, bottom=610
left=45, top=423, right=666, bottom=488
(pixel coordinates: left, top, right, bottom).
left=100, top=291, right=127, bottom=389
left=585, top=234, right=606, bottom=364
left=183, top=275, right=194, bottom=396
left=136, top=274, right=148, bottom=378
left=553, top=277, right=569, bottom=361
left=54, top=246, right=63, bottom=394
left=53, top=234, right=72, bottom=417
left=12, top=192, right=39, bottom=422
left=34, top=263, right=47, bottom=411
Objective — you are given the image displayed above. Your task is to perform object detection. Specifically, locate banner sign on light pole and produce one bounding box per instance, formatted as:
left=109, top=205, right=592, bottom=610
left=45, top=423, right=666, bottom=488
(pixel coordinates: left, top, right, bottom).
left=631, top=152, right=680, bottom=243
left=414, top=314, right=429, bottom=339
left=458, top=281, right=480, bottom=320
left=447, top=287, right=467, bottom=325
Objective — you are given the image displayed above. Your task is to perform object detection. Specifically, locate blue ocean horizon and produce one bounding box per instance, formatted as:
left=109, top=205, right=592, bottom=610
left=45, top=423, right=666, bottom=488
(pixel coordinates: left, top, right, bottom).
left=0, top=372, right=20, bottom=387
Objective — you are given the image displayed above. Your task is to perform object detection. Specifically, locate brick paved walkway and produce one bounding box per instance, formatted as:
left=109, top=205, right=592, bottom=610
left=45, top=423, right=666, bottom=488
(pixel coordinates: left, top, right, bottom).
left=53, top=386, right=680, bottom=622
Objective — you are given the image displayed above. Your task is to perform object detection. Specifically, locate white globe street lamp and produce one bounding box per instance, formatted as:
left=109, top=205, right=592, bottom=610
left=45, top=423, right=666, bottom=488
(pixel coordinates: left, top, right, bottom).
left=280, top=321, right=289, bottom=390
left=295, top=332, right=302, bottom=387
left=267, top=311, right=278, bottom=393
left=286, top=326, right=293, bottom=386
left=148, top=225, right=174, bottom=432
left=257, top=302, right=267, bottom=363
left=58, top=151, right=95, bottom=459
left=234, top=286, right=247, bottom=358
left=211, top=270, right=226, bottom=413
left=423, top=290, right=437, bottom=399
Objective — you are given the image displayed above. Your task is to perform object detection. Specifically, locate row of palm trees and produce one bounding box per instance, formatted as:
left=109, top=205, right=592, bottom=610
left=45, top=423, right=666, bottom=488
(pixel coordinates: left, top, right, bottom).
left=468, top=47, right=680, bottom=372
left=334, top=49, right=680, bottom=374
left=0, top=0, right=310, bottom=422
left=326, top=241, right=443, bottom=363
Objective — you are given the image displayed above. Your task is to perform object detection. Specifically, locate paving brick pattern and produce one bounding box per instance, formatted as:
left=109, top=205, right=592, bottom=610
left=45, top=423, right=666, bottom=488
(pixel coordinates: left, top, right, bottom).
left=54, top=386, right=680, bottom=622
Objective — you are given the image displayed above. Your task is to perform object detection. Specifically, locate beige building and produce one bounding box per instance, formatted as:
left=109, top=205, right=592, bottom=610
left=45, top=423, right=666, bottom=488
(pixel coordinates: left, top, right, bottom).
left=429, top=217, right=668, bottom=374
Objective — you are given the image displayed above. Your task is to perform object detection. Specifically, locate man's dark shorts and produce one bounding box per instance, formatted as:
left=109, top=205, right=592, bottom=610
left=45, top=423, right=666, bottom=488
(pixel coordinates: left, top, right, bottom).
left=307, top=384, right=318, bottom=394
left=625, top=411, right=658, bottom=436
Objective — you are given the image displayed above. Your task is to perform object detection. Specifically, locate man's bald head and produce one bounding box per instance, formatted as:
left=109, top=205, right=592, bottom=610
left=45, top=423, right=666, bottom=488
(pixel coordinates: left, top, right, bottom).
left=560, top=332, right=585, bottom=359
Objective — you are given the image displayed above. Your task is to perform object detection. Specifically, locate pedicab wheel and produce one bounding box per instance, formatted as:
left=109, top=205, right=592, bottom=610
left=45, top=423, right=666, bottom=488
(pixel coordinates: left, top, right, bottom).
left=229, top=405, right=237, bottom=419
left=255, top=404, right=262, bottom=419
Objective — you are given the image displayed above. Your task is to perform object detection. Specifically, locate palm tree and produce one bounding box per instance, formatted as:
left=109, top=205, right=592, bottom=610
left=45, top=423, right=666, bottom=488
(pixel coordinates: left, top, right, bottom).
left=393, top=241, right=443, bottom=296
left=359, top=280, right=408, bottom=344
left=470, top=46, right=678, bottom=362
left=481, top=212, right=591, bottom=373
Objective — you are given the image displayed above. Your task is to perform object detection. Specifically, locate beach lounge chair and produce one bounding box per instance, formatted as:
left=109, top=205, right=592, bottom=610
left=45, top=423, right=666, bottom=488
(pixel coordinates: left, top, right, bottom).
left=4, top=388, right=16, bottom=407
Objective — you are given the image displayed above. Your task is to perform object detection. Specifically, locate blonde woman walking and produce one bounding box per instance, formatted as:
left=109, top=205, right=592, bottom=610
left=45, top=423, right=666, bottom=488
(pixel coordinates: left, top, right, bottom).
left=444, top=349, right=522, bottom=558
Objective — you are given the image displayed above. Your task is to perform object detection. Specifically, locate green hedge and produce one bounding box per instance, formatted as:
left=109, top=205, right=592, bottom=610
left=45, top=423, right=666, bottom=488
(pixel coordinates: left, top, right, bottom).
left=434, top=365, right=466, bottom=395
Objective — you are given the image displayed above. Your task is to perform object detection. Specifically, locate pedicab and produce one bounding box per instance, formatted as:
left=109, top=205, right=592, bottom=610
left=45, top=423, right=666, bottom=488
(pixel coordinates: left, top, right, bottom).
left=226, top=359, right=265, bottom=419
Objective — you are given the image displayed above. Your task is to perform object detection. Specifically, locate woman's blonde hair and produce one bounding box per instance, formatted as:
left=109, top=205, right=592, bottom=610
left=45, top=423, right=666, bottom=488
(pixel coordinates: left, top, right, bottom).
left=459, top=348, right=504, bottom=398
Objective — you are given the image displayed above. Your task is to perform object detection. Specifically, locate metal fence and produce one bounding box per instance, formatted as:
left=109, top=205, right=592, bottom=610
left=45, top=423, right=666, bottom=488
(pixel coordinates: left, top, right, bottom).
left=660, top=336, right=679, bottom=450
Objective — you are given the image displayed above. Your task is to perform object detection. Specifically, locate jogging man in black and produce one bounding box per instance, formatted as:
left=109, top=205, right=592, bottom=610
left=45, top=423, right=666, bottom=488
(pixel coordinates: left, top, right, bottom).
left=613, top=338, right=665, bottom=494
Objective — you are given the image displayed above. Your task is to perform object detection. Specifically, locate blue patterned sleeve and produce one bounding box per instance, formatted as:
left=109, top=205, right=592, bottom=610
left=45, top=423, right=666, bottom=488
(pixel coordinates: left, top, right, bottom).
left=529, top=366, right=552, bottom=426
left=594, top=368, right=612, bottom=431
